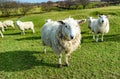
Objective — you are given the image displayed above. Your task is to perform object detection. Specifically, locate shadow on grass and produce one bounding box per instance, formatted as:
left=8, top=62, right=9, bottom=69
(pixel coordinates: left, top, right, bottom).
left=15, top=36, right=41, bottom=41
left=82, top=34, right=120, bottom=43
left=81, top=31, right=87, bottom=34
left=0, top=50, right=58, bottom=72
left=105, top=34, right=120, bottom=42
left=4, top=32, right=20, bottom=36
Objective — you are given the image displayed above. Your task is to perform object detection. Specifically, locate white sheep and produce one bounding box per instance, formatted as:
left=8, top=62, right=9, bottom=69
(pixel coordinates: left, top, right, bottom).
left=89, top=15, right=109, bottom=42
left=41, top=17, right=86, bottom=68
left=16, top=20, right=35, bottom=35
left=0, top=22, right=4, bottom=38
left=3, top=20, right=15, bottom=29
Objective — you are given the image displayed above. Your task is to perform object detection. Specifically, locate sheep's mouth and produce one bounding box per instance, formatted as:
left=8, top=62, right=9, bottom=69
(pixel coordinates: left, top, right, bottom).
left=88, top=26, right=91, bottom=29
left=64, top=36, right=73, bottom=41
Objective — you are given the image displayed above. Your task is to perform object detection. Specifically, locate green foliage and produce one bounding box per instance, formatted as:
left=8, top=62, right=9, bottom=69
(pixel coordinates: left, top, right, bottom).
left=0, top=6, right=120, bottom=79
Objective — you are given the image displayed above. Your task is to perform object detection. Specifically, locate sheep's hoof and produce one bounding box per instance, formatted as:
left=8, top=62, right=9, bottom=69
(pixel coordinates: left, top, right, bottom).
left=96, top=40, right=98, bottom=42
left=58, top=64, right=62, bottom=68
left=64, top=63, right=69, bottom=67
left=101, top=40, right=104, bottom=42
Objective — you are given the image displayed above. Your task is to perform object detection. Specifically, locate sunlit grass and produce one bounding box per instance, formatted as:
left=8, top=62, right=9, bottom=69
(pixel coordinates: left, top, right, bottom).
left=0, top=6, right=119, bottom=79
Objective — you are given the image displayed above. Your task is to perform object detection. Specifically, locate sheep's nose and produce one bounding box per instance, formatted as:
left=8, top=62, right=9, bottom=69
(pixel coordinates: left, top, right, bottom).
left=102, top=20, right=104, bottom=23
left=70, top=35, right=74, bottom=39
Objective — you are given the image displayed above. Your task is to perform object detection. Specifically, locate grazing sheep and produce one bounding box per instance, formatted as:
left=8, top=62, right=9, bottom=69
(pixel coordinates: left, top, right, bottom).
left=0, top=22, right=4, bottom=38
left=16, top=20, right=35, bottom=35
left=90, top=15, right=109, bottom=42
left=3, top=20, right=15, bottom=29
left=41, top=17, right=86, bottom=68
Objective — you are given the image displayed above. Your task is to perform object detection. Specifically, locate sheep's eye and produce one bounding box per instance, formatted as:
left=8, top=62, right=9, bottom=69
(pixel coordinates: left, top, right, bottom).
left=65, top=25, right=68, bottom=28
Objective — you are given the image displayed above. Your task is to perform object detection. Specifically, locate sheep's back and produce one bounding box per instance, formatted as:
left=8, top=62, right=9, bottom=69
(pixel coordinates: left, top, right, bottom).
left=3, top=20, right=14, bottom=26
left=22, top=22, right=34, bottom=29
left=41, top=22, right=59, bottom=47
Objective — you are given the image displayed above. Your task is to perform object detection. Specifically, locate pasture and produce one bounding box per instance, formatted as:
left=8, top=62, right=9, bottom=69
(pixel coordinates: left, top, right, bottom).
left=0, top=6, right=120, bottom=79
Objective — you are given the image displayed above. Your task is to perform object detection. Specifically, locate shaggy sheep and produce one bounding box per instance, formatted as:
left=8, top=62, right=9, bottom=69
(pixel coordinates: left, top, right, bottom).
left=16, top=20, right=35, bottom=35
left=3, top=20, right=15, bottom=29
left=41, top=17, right=86, bottom=68
left=0, top=22, right=4, bottom=38
left=90, top=15, right=109, bottom=42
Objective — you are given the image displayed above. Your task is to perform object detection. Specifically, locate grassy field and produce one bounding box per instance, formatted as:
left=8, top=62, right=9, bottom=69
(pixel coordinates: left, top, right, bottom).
left=0, top=6, right=120, bottom=79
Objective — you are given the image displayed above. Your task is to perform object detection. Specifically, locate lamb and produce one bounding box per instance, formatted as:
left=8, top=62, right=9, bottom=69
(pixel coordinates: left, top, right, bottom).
left=16, top=20, right=35, bottom=35
left=0, top=22, right=4, bottom=38
left=3, top=20, right=15, bottom=29
left=41, top=17, right=86, bottom=68
left=89, top=15, right=109, bottom=42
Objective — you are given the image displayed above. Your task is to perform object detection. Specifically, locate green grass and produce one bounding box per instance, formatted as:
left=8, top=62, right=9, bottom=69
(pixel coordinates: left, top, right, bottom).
left=0, top=6, right=120, bottom=79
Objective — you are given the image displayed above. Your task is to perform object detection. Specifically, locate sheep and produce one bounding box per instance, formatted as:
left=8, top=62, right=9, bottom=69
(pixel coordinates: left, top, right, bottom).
left=89, top=15, right=109, bottom=42
left=3, top=20, right=15, bottom=29
left=0, top=21, right=4, bottom=38
left=16, top=20, right=35, bottom=35
left=41, top=17, right=86, bottom=68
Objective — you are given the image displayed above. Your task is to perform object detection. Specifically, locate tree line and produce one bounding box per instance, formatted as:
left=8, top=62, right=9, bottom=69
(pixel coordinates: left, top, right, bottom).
left=0, top=0, right=34, bottom=16
left=0, top=0, right=119, bottom=17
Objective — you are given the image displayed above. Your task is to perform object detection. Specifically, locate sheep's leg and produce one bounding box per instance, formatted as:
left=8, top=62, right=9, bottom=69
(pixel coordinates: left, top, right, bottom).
left=32, top=28, right=35, bottom=33
left=4, top=26, right=7, bottom=29
left=11, top=25, right=15, bottom=29
left=96, top=34, right=99, bottom=42
left=0, top=31, right=4, bottom=38
left=92, top=32, right=95, bottom=40
left=101, top=34, right=104, bottom=42
left=21, top=30, right=25, bottom=35
left=43, top=46, right=46, bottom=54
left=65, top=53, right=70, bottom=67
left=58, top=53, right=62, bottom=68
left=2, top=27, right=4, bottom=32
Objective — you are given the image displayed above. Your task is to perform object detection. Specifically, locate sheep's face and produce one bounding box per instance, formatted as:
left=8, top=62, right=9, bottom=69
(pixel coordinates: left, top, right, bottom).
left=16, top=20, right=22, bottom=26
left=98, top=15, right=108, bottom=24
left=58, top=18, right=85, bottom=41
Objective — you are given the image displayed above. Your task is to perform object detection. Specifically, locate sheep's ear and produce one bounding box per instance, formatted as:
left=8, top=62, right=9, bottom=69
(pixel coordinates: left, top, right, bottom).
left=106, top=15, right=110, bottom=18
left=58, top=21, right=65, bottom=25
left=98, top=14, right=101, bottom=17
left=77, top=19, right=86, bottom=24
left=99, top=15, right=101, bottom=17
